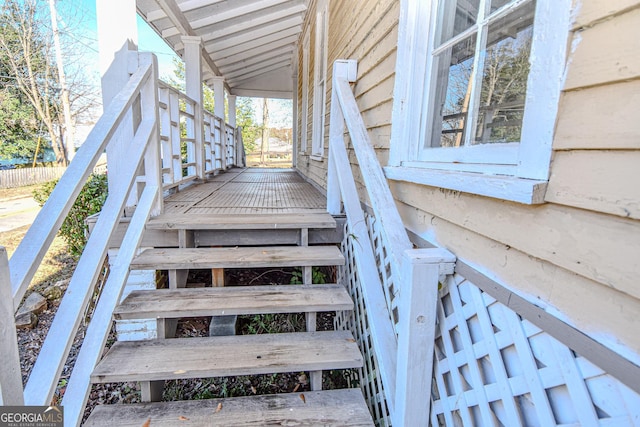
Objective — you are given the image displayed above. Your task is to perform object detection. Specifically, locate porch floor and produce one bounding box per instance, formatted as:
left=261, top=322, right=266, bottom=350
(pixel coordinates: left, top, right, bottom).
left=163, top=168, right=327, bottom=214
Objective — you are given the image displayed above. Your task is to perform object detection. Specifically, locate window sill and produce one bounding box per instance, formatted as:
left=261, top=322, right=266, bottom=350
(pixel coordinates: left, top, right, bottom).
left=384, top=166, right=548, bottom=205
left=310, top=154, right=324, bottom=162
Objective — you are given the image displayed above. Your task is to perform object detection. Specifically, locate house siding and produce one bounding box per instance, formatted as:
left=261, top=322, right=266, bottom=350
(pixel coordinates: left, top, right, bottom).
left=295, top=0, right=398, bottom=192
left=296, top=0, right=640, bottom=367
left=388, top=1, right=640, bottom=364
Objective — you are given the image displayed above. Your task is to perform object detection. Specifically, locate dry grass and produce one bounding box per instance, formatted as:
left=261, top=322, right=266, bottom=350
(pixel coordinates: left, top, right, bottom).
left=0, top=184, right=40, bottom=201
left=0, top=225, right=76, bottom=294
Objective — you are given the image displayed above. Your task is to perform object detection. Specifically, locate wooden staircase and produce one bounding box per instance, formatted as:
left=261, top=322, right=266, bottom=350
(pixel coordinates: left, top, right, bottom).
left=84, top=212, right=373, bottom=426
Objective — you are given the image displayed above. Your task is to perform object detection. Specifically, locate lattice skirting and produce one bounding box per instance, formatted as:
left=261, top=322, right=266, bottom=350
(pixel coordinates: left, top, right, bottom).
left=336, top=213, right=640, bottom=426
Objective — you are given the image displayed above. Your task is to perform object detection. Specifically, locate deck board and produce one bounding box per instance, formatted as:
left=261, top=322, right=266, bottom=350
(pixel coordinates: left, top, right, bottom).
left=162, top=168, right=326, bottom=215
left=84, top=389, right=374, bottom=427
left=91, top=331, right=362, bottom=383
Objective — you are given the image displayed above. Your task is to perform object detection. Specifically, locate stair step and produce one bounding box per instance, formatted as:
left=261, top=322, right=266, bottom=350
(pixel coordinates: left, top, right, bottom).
left=84, top=389, right=374, bottom=426
left=114, top=284, right=353, bottom=320
left=146, top=212, right=337, bottom=230
left=91, top=330, right=362, bottom=383
left=130, top=246, right=345, bottom=270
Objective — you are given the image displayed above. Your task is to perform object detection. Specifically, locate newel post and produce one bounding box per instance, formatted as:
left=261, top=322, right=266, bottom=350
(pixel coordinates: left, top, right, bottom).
left=395, top=248, right=455, bottom=426
left=0, top=247, right=24, bottom=405
left=327, top=59, right=358, bottom=215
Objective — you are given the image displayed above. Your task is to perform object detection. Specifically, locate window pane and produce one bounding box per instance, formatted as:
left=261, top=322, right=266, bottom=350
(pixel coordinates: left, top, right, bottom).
left=430, top=35, right=477, bottom=148
left=435, top=0, right=481, bottom=46
left=474, top=2, right=534, bottom=145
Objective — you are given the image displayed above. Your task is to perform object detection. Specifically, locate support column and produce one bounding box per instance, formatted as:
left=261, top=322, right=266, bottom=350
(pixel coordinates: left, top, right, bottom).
left=228, top=95, right=237, bottom=166
left=97, top=0, right=138, bottom=207
left=291, top=50, right=299, bottom=168
left=228, top=95, right=237, bottom=128
left=212, top=77, right=227, bottom=169
left=182, top=36, right=205, bottom=179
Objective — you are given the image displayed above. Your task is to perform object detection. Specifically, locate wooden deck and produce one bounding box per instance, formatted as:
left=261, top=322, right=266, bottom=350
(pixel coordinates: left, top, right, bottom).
left=163, top=168, right=327, bottom=214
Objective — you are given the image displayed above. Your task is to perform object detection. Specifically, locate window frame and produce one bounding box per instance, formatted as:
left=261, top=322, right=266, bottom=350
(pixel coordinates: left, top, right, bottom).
left=388, top=0, right=571, bottom=204
left=300, top=30, right=310, bottom=154
left=311, top=0, right=329, bottom=160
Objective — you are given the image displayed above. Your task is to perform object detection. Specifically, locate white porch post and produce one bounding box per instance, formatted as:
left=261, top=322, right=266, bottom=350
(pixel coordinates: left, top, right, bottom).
left=395, top=248, right=456, bottom=426
left=228, top=95, right=237, bottom=128
left=97, top=0, right=138, bottom=207
left=182, top=36, right=205, bottom=179
left=292, top=49, right=299, bottom=168
left=212, top=77, right=226, bottom=169
left=228, top=95, right=237, bottom=167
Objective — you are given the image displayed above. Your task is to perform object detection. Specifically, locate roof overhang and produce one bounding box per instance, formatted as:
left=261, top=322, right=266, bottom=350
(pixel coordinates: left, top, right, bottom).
left=136, top=0, right=308, bottom=99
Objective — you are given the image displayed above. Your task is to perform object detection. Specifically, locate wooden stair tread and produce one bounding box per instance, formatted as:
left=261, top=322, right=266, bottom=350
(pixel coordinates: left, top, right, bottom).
left=146, top=212, right=337, bottom=230
left=84, top=389, right=374, bottom=426
left=91, top=330, right=362, bottom=383
left=114, top=284, right=353, bottom=320
left=130, top=246, right=345, bottom=270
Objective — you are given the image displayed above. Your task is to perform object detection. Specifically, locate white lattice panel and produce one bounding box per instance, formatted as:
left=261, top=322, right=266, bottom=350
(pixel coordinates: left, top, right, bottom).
left=365, top=213, right=400, bottom=335
left=336, top=222, right=392, bottom=427
left=336, top=211, right=640, bottom=427
left=431, top=274, right=640, bottom=426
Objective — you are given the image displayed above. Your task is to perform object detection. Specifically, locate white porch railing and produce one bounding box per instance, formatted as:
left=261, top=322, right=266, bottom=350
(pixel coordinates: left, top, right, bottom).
left=327, top=59, right=456, bottom=426
left=159, top=81, right=238, bottom=189
left=0, top=51, right=241, bottom=426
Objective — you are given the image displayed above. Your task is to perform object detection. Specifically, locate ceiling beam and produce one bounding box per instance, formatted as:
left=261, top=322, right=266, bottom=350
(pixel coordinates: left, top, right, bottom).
left=216, top=42, right=295, bottom=67
left=226, top=61, right=291, bottom=85
left=190, top=0, right=293, bottom=30
left=231, top=88, right=292, bottom=99
left=201, top=15, right=303, bottom=52
left=210, top=28, right=299, bottom=59
left=154, top=0, right=229, bottom=90
left=223, top=54, right=293, bottom=79
left=199, top=6, right=305, bottom=42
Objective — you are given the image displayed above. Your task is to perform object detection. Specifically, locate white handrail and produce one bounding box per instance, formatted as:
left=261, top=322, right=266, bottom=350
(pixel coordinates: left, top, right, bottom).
left=331, top=66, right=413, bottom=281
left=328, top=59, right=456, bottom=425
left=62, top=185, right=158, bottom=426
left=0, top=247, right=23, bottom=405
left=23, top=117, right=157, bottom=406
left=9, top=62, right=154, bottom=308
left=327, top=60, right=400, bottom=413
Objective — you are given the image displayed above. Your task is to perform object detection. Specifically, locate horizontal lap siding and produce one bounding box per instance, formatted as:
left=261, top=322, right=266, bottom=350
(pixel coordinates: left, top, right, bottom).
left=391, top=0, right=640, bottom=364
left=295, top=0, right=399, bottom=193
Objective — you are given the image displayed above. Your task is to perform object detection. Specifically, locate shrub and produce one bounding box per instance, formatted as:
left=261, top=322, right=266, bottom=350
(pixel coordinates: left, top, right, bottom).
left=33, top=173, right=108, bottom=257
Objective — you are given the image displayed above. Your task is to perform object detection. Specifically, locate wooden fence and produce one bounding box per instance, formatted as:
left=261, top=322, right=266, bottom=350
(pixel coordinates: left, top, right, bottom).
left=0, top=167, right=67, bottom=189
left=0, top=164, right=108, bottom=189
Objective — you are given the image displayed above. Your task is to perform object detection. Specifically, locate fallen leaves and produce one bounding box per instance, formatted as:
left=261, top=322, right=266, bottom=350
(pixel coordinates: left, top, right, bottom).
left=299, top=393, right=306, bottom=404
left=141, top=418, right=151, bottom=427
left=215, top=402, right=223, bottom=413
left=178, top=416, right=189, bottom=421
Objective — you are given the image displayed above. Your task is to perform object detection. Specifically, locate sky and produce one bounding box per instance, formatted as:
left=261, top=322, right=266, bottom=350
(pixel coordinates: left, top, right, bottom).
left=55, top=0, right=292, bottom=128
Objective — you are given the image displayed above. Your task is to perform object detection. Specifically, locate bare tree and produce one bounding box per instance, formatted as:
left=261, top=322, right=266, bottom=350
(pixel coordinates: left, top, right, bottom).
left=0, top=0, right=68, bottom=165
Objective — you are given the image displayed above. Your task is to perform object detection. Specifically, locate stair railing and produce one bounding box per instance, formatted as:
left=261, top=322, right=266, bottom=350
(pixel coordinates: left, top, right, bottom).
left=0, top=51, right=160, bottom=425
left=327, top=59, right=456, bottom=426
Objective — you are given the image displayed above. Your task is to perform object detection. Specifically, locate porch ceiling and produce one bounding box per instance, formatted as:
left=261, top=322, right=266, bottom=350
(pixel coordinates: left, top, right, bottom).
left=136, top=0, right=308, bottom=99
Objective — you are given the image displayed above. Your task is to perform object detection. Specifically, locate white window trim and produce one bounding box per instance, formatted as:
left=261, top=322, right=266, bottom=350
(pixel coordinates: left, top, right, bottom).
left=311, top=0, right=329, bottom=161
left=388, top=0, right=571, bottom=204
left=301, top=30, right=310, bottom=154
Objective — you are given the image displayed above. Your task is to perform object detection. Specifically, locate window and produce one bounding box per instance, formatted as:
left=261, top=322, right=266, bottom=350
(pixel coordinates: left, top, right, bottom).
left=311, top=0, right=328, bottom=160
left=389, top=0, right=571, bottom=204
left=301, top=31, right=310, bottom=153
